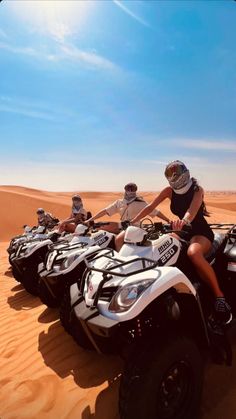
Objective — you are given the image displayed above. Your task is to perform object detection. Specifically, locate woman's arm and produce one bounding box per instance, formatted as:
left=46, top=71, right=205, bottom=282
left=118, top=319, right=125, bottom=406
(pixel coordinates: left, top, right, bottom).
left=155, top=209, right=170, bottom=223
left=182, top=187, right=203, bottom=224
left=131, top=187, right=171, bottom=224
left=172, top=187, right=204, bottom=231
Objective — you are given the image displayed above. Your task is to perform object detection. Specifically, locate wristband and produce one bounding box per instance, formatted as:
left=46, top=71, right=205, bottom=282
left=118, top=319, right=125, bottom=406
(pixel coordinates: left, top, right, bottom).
left=182, top=217, right=191, bottom=226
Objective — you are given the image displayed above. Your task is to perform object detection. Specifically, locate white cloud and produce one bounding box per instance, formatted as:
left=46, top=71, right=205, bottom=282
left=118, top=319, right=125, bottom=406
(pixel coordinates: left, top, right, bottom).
left=0, top=158, right=235, bottom=192
left=172, top=139, right=236, bottom=152
left=0, top=104, right=55, bottom=121
left=0, top=96, right=69, bottom=122
left=1, top=1, right=121, bottom=72
left=113, top=0, right=150, bottom=28
left=0, top=41, right=38, bottom=57
left=0, top=39, right=120, bottom=72
left=61, top=44, right=120, bottom=72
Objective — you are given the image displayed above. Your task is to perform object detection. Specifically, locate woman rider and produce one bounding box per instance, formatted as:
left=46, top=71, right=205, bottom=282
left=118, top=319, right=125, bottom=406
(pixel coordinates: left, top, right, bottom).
left=131, top=160, right=232, bottom=325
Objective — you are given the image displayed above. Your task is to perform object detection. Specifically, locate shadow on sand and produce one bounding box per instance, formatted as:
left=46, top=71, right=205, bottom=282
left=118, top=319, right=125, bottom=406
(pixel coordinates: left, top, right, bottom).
left=38, top=316, right=236, bottom=419
left=11, top=283, right=24, bottom=291
left=38, top=306, right=59, bottom=323
left=38, top=320, right=123, bottom=417
left=4, top=268, right=13, bottom=278
left=7, top=288, right=42, bottom=310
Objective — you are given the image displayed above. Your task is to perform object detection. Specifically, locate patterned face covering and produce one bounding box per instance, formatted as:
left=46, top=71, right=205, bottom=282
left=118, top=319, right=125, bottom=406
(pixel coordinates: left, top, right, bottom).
left=124, top=191, right=137, bottom=201
left=124, top=183, right=138, bottom=202
left=72, top=199, right=83, bottom=213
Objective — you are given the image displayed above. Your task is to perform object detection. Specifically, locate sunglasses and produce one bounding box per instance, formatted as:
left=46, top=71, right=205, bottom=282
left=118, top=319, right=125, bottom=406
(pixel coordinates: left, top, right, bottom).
left=165, top=164, right=186, bottom=179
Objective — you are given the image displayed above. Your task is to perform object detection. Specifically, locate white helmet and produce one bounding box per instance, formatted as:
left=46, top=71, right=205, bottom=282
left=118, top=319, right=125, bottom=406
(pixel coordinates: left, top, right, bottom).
left=37, top=208, right=45, bottom=214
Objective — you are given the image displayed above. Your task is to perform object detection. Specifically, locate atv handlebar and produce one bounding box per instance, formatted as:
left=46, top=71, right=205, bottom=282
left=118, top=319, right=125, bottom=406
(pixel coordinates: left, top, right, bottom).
left=138, top=220, right=192, bottom=241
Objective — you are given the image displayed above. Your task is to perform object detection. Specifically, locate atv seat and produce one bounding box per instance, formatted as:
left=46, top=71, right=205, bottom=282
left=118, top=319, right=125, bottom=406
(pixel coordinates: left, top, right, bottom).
left=205, top=233, right=226, bottom=263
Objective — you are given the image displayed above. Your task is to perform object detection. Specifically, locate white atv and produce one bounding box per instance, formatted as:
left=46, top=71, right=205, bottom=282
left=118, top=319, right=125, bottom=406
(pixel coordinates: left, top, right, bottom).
left=9, top=228, right=68, bottom=290
left=8, top=225, right=55, bottom=282
left=60, top=221, right=236, bottom=419
left=8, top=225, right=47, bottom=257
left=37, top=222, right=116, bottom=307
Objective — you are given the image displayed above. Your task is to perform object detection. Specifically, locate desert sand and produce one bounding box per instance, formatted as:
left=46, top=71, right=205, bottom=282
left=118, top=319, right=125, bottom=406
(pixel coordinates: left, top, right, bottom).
left=0, top=185, right=236, bottom=419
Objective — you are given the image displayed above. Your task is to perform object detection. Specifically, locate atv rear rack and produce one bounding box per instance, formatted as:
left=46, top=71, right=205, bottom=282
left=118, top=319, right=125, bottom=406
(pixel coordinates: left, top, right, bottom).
left=209, top=224, right=236, bottom=239
left=209, top=223, right=235, bottom=230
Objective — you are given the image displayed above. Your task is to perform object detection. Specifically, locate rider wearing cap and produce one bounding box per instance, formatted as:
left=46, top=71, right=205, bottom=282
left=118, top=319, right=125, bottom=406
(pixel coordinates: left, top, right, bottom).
left=58, top=195, right=88, bottom=233
left=85, top=182, right=170, bottom=234
left=131, top=160, right=232, bottom=325
left=37, top=208, right=59, bottom=229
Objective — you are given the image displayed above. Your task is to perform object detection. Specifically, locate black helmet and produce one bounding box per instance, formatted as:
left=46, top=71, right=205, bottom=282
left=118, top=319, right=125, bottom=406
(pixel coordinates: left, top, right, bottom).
left=72, top=194, right=82, bottom=201
left=124, top=182, right=138, bottom=192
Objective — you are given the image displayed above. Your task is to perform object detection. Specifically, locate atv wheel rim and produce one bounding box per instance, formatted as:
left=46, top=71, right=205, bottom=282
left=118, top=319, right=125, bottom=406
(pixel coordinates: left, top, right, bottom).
left=157, top=361, right=192, bottom=418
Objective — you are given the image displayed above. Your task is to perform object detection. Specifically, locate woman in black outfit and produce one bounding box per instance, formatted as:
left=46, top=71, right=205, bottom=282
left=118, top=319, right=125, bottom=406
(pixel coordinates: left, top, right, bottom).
left=131, top=160, right=231, bottom=325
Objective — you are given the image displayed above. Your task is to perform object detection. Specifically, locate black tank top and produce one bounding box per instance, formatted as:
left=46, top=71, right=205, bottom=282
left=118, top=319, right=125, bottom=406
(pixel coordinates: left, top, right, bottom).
left=170, top=183, right=214, bottom=242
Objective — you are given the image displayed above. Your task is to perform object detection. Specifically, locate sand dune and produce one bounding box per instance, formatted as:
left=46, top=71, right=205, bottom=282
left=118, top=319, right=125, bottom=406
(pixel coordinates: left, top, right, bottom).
left=0, top=186, right=236, bottom=418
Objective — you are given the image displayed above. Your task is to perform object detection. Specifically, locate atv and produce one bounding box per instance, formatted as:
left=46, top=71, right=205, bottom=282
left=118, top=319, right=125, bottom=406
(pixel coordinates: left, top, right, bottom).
left=60, top=221, right=236, bottom=419
left=37, top=222, right=117, bottom=308
left=8, top=225, right=53, bottom=282
left=7, top=225, right=47, bottom=257
left=9, top=228, right=67, bottom=290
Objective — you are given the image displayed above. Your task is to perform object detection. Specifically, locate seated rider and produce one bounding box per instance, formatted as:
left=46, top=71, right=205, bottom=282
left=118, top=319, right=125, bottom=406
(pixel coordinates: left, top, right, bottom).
left=130, top=160, right=232, bottom=326
left=58, top=195, right=89, bottom=233
left=37, top=208, right=59, bottom=229
left=85, top=182, right=170, bottom=239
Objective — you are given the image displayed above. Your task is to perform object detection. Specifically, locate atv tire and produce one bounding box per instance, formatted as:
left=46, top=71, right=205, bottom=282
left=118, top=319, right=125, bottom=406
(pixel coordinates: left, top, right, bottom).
left=60, top=286, right=94, bottom=350
left=12, top=266, right=24, bottom=283
left=60, top=286, right=72, bottom=333
left=38, top=279, right=59, bottom=308
left=21, top=264, right=39, bottom=296
left=119, top=336, right=204, bottom=419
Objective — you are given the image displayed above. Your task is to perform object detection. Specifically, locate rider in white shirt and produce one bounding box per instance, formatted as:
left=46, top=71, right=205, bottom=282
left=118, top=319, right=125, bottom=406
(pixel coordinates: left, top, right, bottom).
left=85, top=183, right=170, bottom=234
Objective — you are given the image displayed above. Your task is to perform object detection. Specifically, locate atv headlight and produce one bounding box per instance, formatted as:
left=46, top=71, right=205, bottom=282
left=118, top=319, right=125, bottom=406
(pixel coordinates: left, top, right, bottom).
left=108, top=279, right=155, bottom=313
left=59, top=254, right=80, bottom=271
left=24, top=245, right=36, bottom=256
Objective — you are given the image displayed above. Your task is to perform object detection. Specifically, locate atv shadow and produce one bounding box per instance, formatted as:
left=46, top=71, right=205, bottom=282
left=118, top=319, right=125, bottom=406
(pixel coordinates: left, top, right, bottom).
left=200, top=329, right=236, bottom=419
left=11, top=284, right=24, bottom=291
left=7, top=289, right=42, bottom=311
left=38, top=306, right=59, bottom=323
left=5, top=268, right=13, bottom=278
left=38, top=320, right=123, bottom=388
left=80, top=384, right=120, bottom=419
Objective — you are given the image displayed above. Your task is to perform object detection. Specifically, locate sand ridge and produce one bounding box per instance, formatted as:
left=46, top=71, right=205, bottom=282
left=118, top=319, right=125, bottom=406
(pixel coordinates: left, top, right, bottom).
left=0, top=186, right=236, bottom=418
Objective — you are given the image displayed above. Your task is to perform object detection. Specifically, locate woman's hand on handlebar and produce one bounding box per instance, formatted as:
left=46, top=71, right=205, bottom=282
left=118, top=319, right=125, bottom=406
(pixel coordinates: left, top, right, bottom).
left=171, top=219, right=186, bottom=231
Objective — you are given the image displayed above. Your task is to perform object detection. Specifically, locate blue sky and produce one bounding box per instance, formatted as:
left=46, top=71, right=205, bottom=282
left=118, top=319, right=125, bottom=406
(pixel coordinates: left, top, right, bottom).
left=0, top=0, right=235, bottom=191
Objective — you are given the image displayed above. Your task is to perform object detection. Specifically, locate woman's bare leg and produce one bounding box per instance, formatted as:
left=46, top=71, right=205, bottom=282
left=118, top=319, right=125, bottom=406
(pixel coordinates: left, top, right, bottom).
left=187, top=235, right=223, bottom=297
left=115, top=230, right=126, bottom=251
left=64, top=223, right=76, bottom=233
